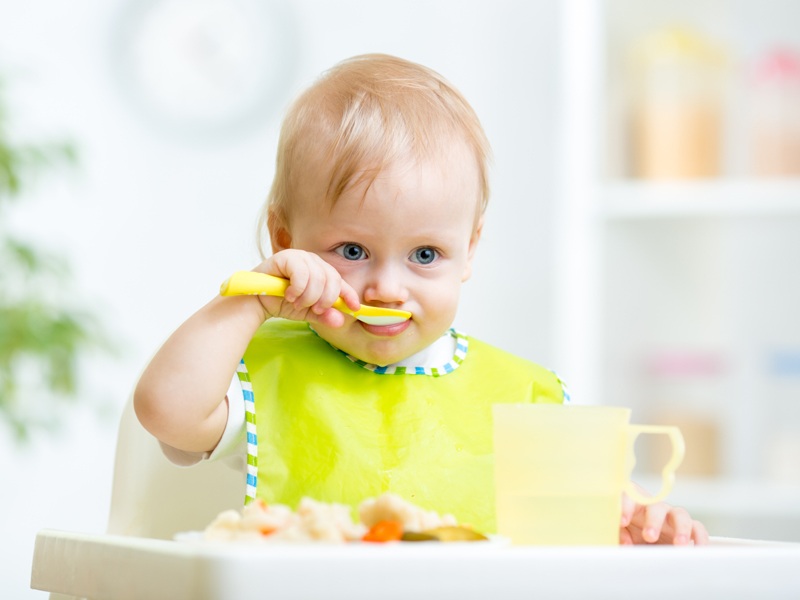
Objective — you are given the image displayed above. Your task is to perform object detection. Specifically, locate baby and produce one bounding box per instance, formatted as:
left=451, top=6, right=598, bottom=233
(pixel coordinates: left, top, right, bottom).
left=134, top=54, right=707, bottom=544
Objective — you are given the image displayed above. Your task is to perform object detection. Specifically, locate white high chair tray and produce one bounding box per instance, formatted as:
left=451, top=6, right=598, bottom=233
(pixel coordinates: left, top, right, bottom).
left=31, top=529, right=800, bottom=599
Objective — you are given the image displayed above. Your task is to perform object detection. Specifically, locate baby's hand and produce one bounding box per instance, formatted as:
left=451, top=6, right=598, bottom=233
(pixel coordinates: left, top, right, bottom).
left=620, top=488, right=709, bottom=546
left=253, top=249, right=360, bottom=327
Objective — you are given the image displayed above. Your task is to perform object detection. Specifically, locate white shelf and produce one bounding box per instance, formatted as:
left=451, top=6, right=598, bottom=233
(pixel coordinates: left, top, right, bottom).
left=641, top=476, right=800, bottom=519
left=636, top=476, right=800, bottom=541
left=602, top=179, right=800, bottom=220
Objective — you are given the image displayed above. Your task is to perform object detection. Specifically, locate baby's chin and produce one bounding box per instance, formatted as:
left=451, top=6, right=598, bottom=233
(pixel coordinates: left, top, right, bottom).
left=313, top=322, right=448, bottom=367
left=344, top=347, right=412, bottom=368
left=330, top=339, right=427, bottom=368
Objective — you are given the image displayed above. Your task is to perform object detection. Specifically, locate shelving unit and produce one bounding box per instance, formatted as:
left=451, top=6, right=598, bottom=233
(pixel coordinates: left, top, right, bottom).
left=603, top=179, right=800, bottom=219
left=557, top=0, right=800, bottom=540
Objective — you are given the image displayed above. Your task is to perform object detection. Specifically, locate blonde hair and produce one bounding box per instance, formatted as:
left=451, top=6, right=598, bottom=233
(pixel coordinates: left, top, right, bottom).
left=259, top=54, right=491, bottom=256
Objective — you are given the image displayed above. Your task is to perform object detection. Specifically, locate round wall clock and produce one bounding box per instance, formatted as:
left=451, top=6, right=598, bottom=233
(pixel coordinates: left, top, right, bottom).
left=112, top=0, right=299, bottom=138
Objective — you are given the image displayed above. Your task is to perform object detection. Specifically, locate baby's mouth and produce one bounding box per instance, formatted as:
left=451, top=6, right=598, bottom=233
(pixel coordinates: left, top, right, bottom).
left=359, top=319, right=412, bottom=337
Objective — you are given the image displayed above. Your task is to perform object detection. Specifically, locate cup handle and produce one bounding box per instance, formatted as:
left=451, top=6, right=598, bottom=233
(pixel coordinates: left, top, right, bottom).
left=623, top=425, right=685, bottom=505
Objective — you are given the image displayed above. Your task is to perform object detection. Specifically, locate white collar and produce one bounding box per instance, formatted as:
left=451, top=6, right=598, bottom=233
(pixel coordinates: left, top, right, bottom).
left=340, top=328, right=469, bottom=376
left=392, top=331, right=457, bottom=368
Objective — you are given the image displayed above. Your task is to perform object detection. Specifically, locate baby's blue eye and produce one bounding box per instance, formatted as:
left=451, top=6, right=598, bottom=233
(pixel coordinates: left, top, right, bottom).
left=411, top=247, right=438, bottom=265
left=336, top=243, right=367, bottom=261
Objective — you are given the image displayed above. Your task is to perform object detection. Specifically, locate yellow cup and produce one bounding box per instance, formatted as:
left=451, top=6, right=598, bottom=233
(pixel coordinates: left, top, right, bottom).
left=493, top=404, right=684, bottom=546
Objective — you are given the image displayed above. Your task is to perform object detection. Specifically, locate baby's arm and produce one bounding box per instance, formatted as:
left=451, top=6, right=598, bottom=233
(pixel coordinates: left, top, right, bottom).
left=134, top=293, right=266, bottom=453
left=134, top=249, right=360, bottom=454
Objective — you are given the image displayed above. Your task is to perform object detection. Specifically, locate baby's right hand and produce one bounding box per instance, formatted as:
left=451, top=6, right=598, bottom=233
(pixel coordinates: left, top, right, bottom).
left=252, top=249, right=360, bottom=327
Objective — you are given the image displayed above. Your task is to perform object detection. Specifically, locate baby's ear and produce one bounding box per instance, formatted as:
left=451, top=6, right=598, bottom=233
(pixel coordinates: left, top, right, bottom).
left=461, top=214, right=484, bottom=282
left=267, top=211, right=292, bottom=253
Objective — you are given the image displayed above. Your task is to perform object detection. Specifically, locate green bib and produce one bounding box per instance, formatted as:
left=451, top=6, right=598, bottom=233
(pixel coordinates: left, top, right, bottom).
left=242, top=319, right=564, bottom=532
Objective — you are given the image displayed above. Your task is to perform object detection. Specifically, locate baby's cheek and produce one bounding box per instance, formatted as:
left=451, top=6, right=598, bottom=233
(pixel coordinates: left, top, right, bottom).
left=422, top=287, right=460, bottom=323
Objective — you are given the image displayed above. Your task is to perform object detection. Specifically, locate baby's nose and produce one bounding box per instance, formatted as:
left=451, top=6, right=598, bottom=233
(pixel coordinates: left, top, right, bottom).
left=361, top=267, right=408, bottom=306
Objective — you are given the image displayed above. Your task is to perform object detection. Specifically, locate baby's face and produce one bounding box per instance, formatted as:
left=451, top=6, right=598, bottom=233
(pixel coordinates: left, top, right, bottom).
left=285, top=143, right=482, bottom=366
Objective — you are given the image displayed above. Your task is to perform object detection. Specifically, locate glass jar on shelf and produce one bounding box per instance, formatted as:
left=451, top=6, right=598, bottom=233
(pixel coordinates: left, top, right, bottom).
left=749, top=47, right=800, bottom=177
left=762, top=348, right=800, bottom=484
left=627, top=26, right=727, bottom=180
left=639, top=348, right=728, bottom=478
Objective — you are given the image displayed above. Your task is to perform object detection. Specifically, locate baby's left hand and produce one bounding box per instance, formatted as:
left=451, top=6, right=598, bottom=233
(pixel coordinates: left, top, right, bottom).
left=620, top=490, right=709, bottom=546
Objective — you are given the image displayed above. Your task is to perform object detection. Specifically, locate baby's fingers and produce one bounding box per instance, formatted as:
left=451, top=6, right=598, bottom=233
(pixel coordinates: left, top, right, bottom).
left=271, top=251, right=339, bottom=310
left=620, top=492, right=636, bottom=528
left=663, top=506, right=695, bottom=545
left=691, top=519, right=710, bottom=546
left=619, top=526, right=635, bottom=546
left=640, top=502, right=670, bottom=544
left=285, top=258, right=332, bottom=308
left=312, top=278, right=359, bottom=328
left=336, top=279, right=361, bottom=312
left=257, top=250, right=352, bottom=326
left=307, top=263, right=360, bottom=321
left=308, top=271, right=345, bottom=316
left=265, top=250, right=318, bottom=303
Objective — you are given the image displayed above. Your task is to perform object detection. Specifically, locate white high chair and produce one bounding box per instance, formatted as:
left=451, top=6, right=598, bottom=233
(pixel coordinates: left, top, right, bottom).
left=105, top=397, right=242, bottom=538
left=43, top=396, right=243, bottom=600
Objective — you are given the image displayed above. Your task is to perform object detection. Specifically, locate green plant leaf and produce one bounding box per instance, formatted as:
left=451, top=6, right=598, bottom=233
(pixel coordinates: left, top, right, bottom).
left=0, top=70, right=114, bottom=443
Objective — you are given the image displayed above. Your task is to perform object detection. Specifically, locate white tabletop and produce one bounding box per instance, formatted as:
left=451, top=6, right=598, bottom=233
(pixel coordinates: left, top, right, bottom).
left=31, top=529, right=800, bottom=600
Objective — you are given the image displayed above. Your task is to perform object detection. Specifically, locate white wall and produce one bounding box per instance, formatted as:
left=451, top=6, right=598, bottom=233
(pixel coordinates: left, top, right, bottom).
left=0, top=1, right=561, bottom=597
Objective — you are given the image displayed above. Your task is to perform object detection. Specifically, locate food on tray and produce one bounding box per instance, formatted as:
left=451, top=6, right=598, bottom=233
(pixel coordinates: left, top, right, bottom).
left=203, top=496, right=365, bottom=543
left=201, top=492, right=487, bottom=543
left=402, top=526, right=489, bottom=542
left=359, top=492, right=456, bottom=531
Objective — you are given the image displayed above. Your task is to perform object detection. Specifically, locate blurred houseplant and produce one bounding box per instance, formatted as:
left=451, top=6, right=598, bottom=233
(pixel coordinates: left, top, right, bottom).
left=0, top=78, right=111, bottom=441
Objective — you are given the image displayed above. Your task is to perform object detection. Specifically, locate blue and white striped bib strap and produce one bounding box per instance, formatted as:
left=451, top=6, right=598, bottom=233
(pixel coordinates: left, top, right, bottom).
left=237, top=359, right=258, bottom=505
left=553, top=371, right=571, bottom=403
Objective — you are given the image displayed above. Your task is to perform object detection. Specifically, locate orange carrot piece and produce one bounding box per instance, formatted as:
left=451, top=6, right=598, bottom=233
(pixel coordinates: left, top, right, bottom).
left=362, top=520, right=404, bottom=543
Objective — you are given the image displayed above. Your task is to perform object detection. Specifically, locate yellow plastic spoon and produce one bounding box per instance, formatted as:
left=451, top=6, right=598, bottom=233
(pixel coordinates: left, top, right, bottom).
left=219, top=271, right=412, bottom=326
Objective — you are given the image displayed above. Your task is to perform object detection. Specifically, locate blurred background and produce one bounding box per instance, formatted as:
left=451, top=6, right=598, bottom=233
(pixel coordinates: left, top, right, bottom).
left=1, top=0, right=800, bottom=596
